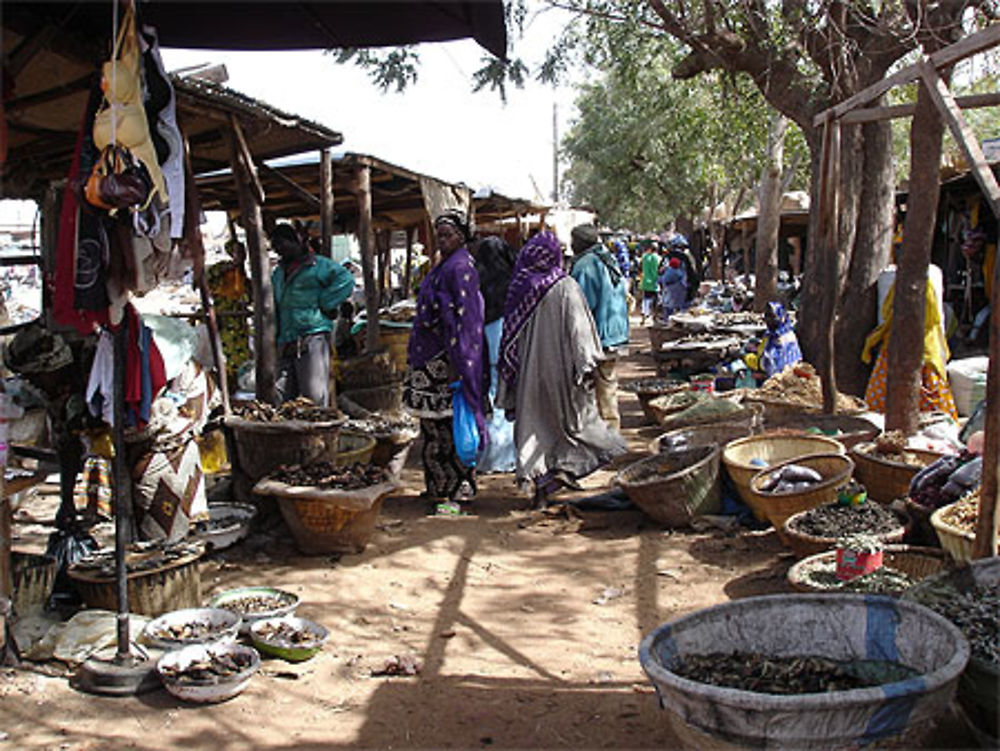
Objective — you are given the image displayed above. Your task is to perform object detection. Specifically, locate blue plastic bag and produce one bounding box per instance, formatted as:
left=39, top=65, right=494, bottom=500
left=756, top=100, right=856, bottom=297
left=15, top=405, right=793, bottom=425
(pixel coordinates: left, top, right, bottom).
left=451, top=381, right=479, bottom=468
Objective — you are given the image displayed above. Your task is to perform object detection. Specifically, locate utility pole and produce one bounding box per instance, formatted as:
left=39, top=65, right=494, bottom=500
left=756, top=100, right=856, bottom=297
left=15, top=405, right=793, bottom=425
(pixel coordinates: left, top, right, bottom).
left=552, top=101, right=559, bottom=204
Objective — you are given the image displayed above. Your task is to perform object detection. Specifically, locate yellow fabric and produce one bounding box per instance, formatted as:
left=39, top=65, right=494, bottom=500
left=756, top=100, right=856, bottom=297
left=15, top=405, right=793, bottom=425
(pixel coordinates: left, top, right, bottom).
left=864, top=346, right=958, bottom=421
left=861, top=281, right=948, bottom=380
left=91, top=5, right=167, bottom=204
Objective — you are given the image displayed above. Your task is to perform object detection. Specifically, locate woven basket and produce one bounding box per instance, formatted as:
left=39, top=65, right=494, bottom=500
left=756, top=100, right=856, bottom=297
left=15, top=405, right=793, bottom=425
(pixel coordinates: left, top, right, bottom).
left=930, top=503, right=976, bottom=562
left=340, top=381, right=403, bottom=413
left=744, top=392, right=868, bottom=422
left=630, top=383, right=689, bottom=424
left=11, top=551, right=57, bottom=615
left=763, top=413, right=880, bottom=450
left=255, top=478, right=398, bottom=555
left=615, top=444, right=721, bottom=527
left=780, top=505, right=908, bottom=558
left=650, top=397, right=762, bottom=432
left=850, top=443, right=943, bottom=503
left=787, top=545, right=952, bottom=594
left=337, top=347, right=399, bottom=390
left=721, top=432, right=847, bottom=515
left=650, top=421, right=756, bottom=455
left=68, top=547, right=204, bottom=617
left=334, top=432, right=377, bottom=467
left=746, top=453, right=855, bottom=530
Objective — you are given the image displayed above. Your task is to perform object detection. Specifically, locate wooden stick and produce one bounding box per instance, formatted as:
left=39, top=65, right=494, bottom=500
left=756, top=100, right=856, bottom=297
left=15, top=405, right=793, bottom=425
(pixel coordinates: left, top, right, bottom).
left=230, top=115, right=265, bottom=206
left=320, top=149, right=334, bottom=257
left=816, top=116, right=840, bottom=414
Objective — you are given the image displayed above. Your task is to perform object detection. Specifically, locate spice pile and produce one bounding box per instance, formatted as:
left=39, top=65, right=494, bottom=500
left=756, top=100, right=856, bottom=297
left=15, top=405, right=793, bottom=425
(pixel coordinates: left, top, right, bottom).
left=672, top=652, right=918, bottom=694
left=794, top=559, right=917, bottom=595
left=908, top=579, right=999, bottom=667
left=788, top=502, right=903, bottom=538
left=857, top=431, right=930, bottom=467
left=267, top=461, right=389, bottom=490
left=235, top=397, right=344, bottom=423
left=752, top=363, right=865, bottom=412
left=160, top=648, right=255, bottom=683
left=938, top=488, right=981, bottom=533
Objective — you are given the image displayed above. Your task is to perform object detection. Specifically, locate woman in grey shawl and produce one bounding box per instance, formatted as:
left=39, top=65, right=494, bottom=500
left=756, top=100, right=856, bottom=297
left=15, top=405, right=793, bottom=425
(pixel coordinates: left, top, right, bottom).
left=496, top=231, right=626, bottom=508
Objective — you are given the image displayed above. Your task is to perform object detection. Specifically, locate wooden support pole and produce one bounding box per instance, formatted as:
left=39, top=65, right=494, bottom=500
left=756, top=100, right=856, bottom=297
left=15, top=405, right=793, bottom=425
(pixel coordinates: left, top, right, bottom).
left=351, top=166, right=380, bottom=353
left=229, top=115, right=265, bottom=206
left=320, top=149, right=334, bottom=258
left=403, top=226, right=415, bottom=300
left=816, top=116, right=840, bottom=414
left=259, top=163, right=320, bottom=210
left=223, top=125, right=277, bottom=404
left=112, top=321, right=132, bottom=657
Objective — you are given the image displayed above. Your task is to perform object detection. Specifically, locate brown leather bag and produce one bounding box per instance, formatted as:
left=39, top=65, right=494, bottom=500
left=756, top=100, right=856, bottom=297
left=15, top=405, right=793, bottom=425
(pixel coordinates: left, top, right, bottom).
left=84, top=144, right=150, bottom=211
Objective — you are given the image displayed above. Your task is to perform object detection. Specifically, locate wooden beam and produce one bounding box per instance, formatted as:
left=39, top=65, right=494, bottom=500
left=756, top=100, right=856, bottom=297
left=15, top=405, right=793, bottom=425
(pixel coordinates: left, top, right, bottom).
left=350, top=166, right=380, bottom=352
left=5, top=25, right=60, bottom=79
left=841, top=92, right=1000, bottom=125
left=920, top=62, right=1000, bottom=220
left=259, top=163, right=320, bottom=209
left=5, top=73, right=94, bottom=112
left=403, top=226, right=415, bottom=299
left=817, top=115, right=840, bottom=414
left=222, top=126, right=277, bottom=404
left=320, top=149, right=334, bottom=257
left=813, top=23, right=1000, bottom=127
left=229, top=114, right=265, bottom=206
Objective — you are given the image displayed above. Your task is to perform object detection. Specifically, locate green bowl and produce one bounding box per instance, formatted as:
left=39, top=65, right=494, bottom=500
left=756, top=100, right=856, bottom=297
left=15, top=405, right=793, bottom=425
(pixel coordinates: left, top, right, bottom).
left=249, top=616, right=328, bottom=662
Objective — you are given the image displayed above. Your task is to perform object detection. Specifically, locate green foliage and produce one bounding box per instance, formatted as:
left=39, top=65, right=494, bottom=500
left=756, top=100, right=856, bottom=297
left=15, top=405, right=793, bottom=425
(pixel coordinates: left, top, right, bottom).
left=331, top=47, right=421, bottom=93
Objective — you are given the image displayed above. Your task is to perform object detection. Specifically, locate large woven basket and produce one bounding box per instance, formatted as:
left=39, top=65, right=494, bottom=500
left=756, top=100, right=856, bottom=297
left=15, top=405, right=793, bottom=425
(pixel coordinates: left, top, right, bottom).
left=746, top=452, right=855, bottom=529
left=623, top=380, right=688, bottom=425
left=334, top=431, right=377, bottom=467
left=340, top=381, right=403, bottom=413
left=780, top=504, right=908, bottom=558
left=763, top=413, right=880, bottom=450
left=930, top=502, right=976, bottom=562
left=615, top=444, right=721, bottom=527
left=721, top=432, right=847, bottom=514
left=650, top=421, right=755, bottom=455
left=649, top=397, right=762, bottom=432
left=787, top=545, right=952, bottom=594
left=849, top=443, right=944, bottom=503
left=68, top=546, right=204, bottom=617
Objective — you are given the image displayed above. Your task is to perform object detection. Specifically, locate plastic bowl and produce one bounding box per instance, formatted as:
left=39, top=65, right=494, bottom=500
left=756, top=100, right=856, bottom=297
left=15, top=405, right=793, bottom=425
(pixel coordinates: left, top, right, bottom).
left=157, top=642, right=260, bottom=703
left=197, top=502, right=256, bottom=551
left=142, top=607, right=240, bottom=651
left=208, top=586, right=300, bottom=635
left=249, top=615, right=329, bottom=662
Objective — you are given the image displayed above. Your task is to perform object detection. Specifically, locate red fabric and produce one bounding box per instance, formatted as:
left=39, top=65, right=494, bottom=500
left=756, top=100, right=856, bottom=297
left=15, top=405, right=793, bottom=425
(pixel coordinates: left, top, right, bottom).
left=52, top=110, right=108, bottom=335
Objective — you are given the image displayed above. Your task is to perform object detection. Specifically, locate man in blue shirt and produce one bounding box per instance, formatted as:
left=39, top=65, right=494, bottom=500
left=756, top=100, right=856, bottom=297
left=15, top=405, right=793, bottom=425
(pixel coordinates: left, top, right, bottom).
left=570, top=224, right=630, bottom=430
left=270, top=224, right=354, bottom=406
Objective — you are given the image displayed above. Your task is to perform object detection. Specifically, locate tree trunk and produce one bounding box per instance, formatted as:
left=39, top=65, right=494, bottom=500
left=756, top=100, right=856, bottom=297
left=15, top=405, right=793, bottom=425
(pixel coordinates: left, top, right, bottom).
left=886, top=78, right=946, bottom=434
left=834, top=116, right=896, bottom=397
left=754, top=111, right=785, bottom=311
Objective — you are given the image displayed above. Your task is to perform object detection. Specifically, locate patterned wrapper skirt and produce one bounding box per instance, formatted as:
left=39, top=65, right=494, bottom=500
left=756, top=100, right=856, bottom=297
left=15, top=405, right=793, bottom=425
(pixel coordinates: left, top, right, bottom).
left=864, top=347, right=958, bottom=421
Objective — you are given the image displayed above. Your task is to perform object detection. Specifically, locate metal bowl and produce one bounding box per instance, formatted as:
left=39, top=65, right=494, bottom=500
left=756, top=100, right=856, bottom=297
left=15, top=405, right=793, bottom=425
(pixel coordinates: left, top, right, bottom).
left=208, top=586, right=300, bottom=635
left=141, top=607, right=240, bottom=651
left=249, top=616, right=329, bottom=662
left=196, top=502, right=256, bottom=551
left=157, top=642, right=260, bottom=703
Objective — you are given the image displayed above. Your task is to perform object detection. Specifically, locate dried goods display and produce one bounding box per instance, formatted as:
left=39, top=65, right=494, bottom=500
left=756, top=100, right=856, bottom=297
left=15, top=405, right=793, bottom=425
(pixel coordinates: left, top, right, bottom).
left=159, top=647, right=256, bottom=683
left=793, top=558, right=919, bottom=594
left=218, top=591, right=298, bottom=616
left=661, top=333, right=740, bottom=352
left=71, top=540, right=203, bottom=579
left=712, top=311, right=765, bottom=327
left=147, top=617, right=233, bottom=643
left=787, top=502, right=903, bottom=538
left=345, top=413, right=418, bottom=437
left=909, top=579, right=999, bottom=667
left=253, top=620, right=317, bottom=646
left=856, top=430, right=930, bottom=467
left=757, top=463, right=823, bottom=494
left=938, top=488, right=981, bottom=533
left=909, top=452, right=981, bottom=510
left=753, top=363, right=865, bottom=412
left=267, top=461, right=389, bottom=489
left=234, top=397, right=344, bottom=423
left=672, top=652, right=919, bottom=694
left=621, top=378, right=685, bottom=394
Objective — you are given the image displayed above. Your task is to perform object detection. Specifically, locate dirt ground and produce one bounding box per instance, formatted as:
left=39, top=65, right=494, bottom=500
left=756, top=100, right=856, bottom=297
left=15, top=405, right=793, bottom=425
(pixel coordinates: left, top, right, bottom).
left=0, top=318, right=980, bottom=750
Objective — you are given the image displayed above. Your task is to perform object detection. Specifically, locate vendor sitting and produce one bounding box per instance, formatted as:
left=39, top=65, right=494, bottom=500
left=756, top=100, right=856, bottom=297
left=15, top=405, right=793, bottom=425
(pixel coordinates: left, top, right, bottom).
left=744, top=301, right=802, bottom=378
left=271, top=224, right=354, bottom=406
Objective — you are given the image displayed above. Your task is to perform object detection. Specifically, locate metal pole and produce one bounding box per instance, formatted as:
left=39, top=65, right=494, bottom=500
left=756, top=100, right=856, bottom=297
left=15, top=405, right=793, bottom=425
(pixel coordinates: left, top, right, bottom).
left=112, top=320, right=131, bottom=658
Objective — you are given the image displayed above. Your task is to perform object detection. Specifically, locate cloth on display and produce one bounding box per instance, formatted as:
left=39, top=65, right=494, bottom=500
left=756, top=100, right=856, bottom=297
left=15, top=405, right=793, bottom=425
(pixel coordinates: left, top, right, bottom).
left=125, top=305, right=167, bottom=429
left=143, top=313, right=198, bottom=380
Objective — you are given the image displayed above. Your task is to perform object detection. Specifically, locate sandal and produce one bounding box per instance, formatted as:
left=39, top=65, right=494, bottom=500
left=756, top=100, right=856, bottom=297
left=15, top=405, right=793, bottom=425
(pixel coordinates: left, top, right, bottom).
left=433, top=500, right=464, bottom=517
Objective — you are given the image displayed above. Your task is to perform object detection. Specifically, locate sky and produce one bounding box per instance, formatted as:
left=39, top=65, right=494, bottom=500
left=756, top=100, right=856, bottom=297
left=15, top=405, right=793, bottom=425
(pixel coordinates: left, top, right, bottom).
left=160, top=3, right=582, bottom=203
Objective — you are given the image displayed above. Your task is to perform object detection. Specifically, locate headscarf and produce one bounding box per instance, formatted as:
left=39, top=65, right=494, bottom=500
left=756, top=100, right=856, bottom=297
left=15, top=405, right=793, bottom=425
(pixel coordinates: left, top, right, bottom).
left=668, top=257, right=681, bottom=268
left=475, top=235, right=517, bottom=325
left=434, top=210, right=473, bottom=242
left=761, top=301, right=802, bottom=377
left=498, top=231, right=565, bottom=388
left=570, top=224, right=600, bottom=254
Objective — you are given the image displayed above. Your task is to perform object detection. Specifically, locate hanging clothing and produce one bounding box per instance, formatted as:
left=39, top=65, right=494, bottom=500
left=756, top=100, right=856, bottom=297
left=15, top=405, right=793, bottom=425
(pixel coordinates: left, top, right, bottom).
left=123, top=305, right=167, bottom=429
left=862, top=282, right=958, bottom=420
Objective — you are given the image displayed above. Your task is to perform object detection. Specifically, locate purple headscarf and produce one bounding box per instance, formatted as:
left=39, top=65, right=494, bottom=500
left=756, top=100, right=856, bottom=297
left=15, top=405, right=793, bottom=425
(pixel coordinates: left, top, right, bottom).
left=498, top=231, right=566, bottom=389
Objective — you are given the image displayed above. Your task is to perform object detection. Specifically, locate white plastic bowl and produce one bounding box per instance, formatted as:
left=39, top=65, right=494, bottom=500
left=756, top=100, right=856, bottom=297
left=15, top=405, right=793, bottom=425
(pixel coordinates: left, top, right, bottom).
left=198, top=502, right=256, bottom=551
left=157, top=642, right=260, bottom=703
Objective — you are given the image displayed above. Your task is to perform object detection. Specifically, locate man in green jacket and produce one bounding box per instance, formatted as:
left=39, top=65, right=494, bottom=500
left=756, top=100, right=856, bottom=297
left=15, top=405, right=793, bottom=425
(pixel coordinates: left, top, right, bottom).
left=639, top=239, right=661, bottom=326
left=271, top=224, right=354, bottom=406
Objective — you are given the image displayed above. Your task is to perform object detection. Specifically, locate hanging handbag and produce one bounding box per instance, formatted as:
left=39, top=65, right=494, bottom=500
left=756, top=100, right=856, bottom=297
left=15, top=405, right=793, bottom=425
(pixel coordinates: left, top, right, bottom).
left=84, top=143, right=151, bottom=211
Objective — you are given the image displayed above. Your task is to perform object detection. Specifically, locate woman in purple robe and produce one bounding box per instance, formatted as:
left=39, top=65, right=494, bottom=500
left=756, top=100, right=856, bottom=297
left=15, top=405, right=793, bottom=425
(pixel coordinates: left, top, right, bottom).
left=403, top=210, right=487, bottom=514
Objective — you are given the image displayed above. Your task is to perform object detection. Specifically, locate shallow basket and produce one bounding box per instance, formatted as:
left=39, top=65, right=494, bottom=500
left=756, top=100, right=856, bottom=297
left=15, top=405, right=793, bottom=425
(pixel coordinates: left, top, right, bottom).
left=615, top=444, right=721, bottom=527
left=68, top=545, right=204, bottom=617
left=650, top=420, right=756, bottom=455
left=786, top=545, right=952, bottom=595
left=639, top=593, right=969, bottom=750
left=627, top=381, right=689, bottom=425
left=849, top=443, right=944, bottom=503
left=747, top=453, right=855, bottom=530
left=929, top=502, right=975, bottom=562
left=763, top=413, right=880, bottom=451
left=334, top=431, right=377, bottom=467
left=780, top=505, right=908, bottom=558
left=721, top=432, right=847, bottom=516
left=254, top=477, right=398, bottom=555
